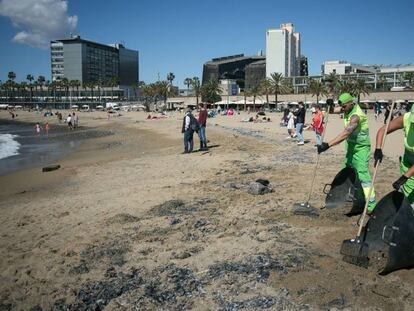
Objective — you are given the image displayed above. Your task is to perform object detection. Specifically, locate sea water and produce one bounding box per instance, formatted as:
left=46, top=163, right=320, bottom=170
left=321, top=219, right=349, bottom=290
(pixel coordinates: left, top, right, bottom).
left=0, top=133, right=21, bottom=160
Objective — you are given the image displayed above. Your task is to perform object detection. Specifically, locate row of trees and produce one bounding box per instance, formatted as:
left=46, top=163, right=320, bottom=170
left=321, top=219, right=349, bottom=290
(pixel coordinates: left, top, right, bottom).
left=238, top=72, right=374, bottom=106
left=1, top=71, right=125, bottom=102
left=140, top=76, right=224, bottom=111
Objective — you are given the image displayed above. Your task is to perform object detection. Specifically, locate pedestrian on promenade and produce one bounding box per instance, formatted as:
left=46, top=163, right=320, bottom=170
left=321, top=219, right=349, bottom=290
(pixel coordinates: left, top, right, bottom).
left=293, top=102, right=306, bottom=145
left=198, top=103, right=208, bottom=150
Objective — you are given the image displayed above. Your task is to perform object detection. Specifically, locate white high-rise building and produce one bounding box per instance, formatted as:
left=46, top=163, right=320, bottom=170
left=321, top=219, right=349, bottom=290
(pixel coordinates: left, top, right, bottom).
left=266, top=23, right=301, bottom=78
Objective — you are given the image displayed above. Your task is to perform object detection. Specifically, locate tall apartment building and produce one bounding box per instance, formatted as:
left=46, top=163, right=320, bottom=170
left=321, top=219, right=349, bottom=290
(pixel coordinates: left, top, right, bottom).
left=51, top=36, right=139, bottom=86
left=266, top=23, right=301, bottom=78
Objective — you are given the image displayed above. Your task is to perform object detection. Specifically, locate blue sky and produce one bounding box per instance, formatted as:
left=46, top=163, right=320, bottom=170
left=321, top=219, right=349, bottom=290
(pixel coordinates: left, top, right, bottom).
left=0, top=0, right=413, bottom=87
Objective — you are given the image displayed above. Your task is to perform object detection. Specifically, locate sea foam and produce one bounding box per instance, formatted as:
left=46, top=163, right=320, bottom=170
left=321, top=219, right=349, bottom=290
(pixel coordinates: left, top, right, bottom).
left=0, top=134, right=21, bottom=160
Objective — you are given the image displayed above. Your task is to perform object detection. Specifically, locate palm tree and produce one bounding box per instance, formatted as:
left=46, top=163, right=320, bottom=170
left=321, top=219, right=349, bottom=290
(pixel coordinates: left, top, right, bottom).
left=190, top=77, right=201, bottom=106
left=26, top=74, right=34, bottom=102
left=377, top=74, right=387, bottom=91
left=350, top=77, right=371, bottom=103
left=201, top=79, right=222, bottom=104
left=269, top=72, right=290, bottom=106
left=71, top=80, right=81, bottom=100
left=246, top=85, right=261, bottom=112
left=184, top=78, right=192, bottom=95
left=260, top=78, right=272, bottom=106
left=308, top=78, right=328, bottom=104
left=8, top=71, right=16, bottom=100
left=167, top=72, right=175, bottom=86
left=402, top=72, right=414, bottom=87
left=37, top=76, right=46, bottom=100
left=324, top=72, right=341, bottom=100
left=109, top=77, right=119, bottom=100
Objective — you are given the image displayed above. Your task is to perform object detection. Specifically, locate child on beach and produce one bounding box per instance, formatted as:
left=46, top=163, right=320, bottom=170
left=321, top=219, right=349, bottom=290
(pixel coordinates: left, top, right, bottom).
left=44, top=122, right=49, bottom=135
left=67, top=115, right=73, bottom=130
left=35, top=123, right=41, bottom=135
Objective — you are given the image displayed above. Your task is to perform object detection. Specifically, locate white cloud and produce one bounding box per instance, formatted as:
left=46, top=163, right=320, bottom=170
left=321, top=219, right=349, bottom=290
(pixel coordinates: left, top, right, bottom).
left=0, top=0, right=78, bottom=49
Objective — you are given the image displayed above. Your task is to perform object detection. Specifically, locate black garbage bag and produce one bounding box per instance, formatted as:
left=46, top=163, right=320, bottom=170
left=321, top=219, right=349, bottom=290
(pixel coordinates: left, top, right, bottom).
left=362, top=191, right=414, bottom=274
left=323, top=167, right=365, bottom=216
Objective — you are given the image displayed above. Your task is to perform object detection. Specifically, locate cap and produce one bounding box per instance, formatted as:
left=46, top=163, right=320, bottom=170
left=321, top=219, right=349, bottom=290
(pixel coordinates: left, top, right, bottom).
left=338, top=93, right=356, bottom=106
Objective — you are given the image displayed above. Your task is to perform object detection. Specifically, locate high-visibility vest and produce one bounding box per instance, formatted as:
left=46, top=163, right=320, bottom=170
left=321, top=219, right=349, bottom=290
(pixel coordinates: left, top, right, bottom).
left=343, top=104, right=370, bottom=146
left=403, top=113, right=414, bottom=162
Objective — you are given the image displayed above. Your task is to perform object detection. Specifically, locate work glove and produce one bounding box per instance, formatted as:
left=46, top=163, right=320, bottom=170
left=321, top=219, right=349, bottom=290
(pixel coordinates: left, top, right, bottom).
left=317, top=142, right=330, bottom=154
left=392, top=175, right=408, bottom=191
left=374, top=148, right=383, bottom=166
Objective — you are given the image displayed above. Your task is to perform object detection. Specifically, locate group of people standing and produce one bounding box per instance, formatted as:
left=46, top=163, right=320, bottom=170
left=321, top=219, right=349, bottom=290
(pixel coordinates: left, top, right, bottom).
left=181, top=103, right=208, bottom=153
left=284, top=101, right=324, bottom=146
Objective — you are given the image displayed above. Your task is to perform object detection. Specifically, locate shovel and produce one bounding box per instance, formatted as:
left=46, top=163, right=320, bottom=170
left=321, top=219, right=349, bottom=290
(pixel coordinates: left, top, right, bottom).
left=340, top=100, right=395, bottom=267
left=293, top=100, right=332, bottom=211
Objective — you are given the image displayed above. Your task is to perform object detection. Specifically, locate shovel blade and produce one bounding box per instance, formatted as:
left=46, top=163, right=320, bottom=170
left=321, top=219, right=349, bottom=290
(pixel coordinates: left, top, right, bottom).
left=340, top=238, right=369, bottom=268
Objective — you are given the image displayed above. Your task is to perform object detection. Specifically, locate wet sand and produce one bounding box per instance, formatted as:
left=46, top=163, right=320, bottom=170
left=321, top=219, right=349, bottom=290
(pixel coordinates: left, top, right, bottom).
left=0, top=109, right=412, bottom=310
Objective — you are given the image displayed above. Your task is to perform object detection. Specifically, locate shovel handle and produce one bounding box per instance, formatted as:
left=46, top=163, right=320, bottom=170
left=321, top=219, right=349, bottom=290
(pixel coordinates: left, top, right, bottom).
left=356, top=101, right=396, bottom=237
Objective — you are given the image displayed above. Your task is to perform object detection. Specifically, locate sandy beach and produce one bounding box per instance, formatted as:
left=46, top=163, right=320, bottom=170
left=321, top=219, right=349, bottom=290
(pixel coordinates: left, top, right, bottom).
left=0, top=109, right=412, bottom=311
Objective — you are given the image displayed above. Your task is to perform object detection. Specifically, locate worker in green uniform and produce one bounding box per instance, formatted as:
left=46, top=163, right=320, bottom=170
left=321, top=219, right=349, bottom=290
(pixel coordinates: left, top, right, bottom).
left=374, top=104, right=414, bottom=204
left=317, top=93, right=376, bottom=212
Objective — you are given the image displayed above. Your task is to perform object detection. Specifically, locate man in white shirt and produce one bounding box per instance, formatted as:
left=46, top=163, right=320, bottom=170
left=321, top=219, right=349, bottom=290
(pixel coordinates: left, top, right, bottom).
left=181, top=107, right=195, bottom=153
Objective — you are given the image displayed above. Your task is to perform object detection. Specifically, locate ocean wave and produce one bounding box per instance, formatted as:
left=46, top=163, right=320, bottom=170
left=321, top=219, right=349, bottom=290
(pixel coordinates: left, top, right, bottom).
left=0, top=134, right=21, bottom=160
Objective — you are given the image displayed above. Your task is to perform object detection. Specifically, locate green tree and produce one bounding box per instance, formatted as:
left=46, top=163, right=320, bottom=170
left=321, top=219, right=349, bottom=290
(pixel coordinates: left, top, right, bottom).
left=190, top=77, right=201, bottom=106
left=184, top=78, right=192, bottom=95
left=260, top=78, right=272, bottom=105
left=402, top=72, right=414, bottom=87
left=349, top=77, right=371, bottom=103
left=324, top=72, right=341, bottom=100
left=308, top=78, right=328, bottom=104
left=61, top=78, right=70, bottom=101
left=167, top=72, right=175, bottom=85
left=201, top=79, right=222, bottom=104
left=246, top=85, right=261, bottom=112
left=269, top=72, right=290, bottom=105
left=377, top=74, right=387, bottom=91
left=37, top=76, right=46, bottom=100
left=26, top=74, right=34, bottom=102
left=109, top=77, right=119, bottom=100
left=8, top=71, right=16, bottom=100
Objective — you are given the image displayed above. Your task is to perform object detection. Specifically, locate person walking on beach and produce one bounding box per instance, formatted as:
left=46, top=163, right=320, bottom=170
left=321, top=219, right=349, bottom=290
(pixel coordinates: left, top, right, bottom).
left=198, top=103, right=208, bottom=150
left=317, top=93, right=376, bottom=213
left=44, top=122, right=49, bottom=135
left=35, top=122, right=41, bottom=135
left=72, top=112, right=79, bottom=129
left=312, top=105, right=324, bottom=146
left=181, top=107, right=196, bottom=153
left=66, top=114, right=73, bottom=130
left=293, top=102, right=306, bottom=145
left=384, top=102, right=393, bottom=125
left=374, top=104, right=414, bottom=205
left=286, top=108, right=296, bottom=139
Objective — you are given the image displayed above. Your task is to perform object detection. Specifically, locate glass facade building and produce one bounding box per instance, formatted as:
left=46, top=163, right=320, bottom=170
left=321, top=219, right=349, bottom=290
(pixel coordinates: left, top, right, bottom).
left=50, top=36, right=138, bottom=86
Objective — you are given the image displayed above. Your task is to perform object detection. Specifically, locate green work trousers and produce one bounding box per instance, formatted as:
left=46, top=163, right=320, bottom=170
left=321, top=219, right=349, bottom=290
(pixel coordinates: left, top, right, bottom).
left=344, top=143, right=376, bottom=212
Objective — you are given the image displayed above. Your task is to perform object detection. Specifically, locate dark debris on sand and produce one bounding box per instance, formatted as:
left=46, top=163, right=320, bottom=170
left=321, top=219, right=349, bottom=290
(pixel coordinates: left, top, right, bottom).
left=150, top=198, right=216, bottom=217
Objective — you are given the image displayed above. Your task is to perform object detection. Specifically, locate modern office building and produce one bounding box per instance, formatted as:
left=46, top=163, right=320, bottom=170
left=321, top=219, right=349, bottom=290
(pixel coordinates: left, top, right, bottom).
left=50, top=36, right=139, bottom=86
left=202, top=54, right=265, bottom=88
left=245, top=60, right=266, bottom=90
left=266, top=23, right=301, bottom=78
